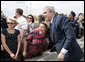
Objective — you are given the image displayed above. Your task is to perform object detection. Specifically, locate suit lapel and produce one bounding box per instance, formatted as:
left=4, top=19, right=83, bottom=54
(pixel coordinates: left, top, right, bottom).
left=51, top=15, right=57, bottom=42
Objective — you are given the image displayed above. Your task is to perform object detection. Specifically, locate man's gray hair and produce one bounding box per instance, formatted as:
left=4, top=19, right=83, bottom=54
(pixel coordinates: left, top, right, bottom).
left=44, top=6, right=56, bottom=14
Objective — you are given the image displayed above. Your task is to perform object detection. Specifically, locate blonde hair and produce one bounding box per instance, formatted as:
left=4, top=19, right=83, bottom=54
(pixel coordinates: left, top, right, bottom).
left=7, top=18, right=18, bottom=24
left=7, top=18, right=19, bottom=27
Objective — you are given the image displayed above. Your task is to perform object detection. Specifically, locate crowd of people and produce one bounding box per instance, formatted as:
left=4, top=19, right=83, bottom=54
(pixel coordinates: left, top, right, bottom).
left=1, top=6, right=84, bottom=61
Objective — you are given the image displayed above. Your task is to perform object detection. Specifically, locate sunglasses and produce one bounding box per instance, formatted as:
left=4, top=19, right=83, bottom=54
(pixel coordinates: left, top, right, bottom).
left=7, top=22, right=15, bottom=24
left=27, top=17, right=32, bottom=19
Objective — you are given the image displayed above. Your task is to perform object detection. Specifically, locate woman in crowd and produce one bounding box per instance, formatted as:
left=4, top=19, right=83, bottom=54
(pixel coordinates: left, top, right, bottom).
left=33, top=14, right=45, bottom=29
left=23, top=22, right=50, bottom=60
left=26, top=15, right=34, bottom=33
left=1, top=18, right=21, bottom=61
left=77, top=13, right=84, bottom=38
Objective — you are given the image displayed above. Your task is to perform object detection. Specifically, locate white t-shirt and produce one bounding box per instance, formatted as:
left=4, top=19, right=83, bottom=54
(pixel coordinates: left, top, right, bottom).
left=27, top=22, right=34, bottom=33
left=15, top=16, right=28, bottom=34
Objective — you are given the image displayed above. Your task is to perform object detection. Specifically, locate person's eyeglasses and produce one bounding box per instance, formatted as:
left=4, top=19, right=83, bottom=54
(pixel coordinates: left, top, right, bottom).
left=27, top=17, right=32, bottom=19
left=7, top=22, right=15, bottom=24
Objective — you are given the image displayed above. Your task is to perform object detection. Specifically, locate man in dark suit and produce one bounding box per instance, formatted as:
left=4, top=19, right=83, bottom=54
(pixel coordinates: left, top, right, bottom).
left=43, top=6, right=83, bottom=61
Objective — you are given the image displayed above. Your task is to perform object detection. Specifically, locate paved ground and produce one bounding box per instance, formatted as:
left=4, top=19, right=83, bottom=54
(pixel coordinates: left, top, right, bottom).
left=25, top=37, right=84, bottom=61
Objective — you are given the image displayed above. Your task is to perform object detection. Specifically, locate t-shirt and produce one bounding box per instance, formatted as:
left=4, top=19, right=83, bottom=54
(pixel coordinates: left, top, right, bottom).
left=15, top=16, right=28, bottom=34
left=1, top=28, right=20, bottom=58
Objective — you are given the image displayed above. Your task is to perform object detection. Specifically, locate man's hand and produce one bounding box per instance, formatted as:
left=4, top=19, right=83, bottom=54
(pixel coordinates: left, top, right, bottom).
left=57, top=52, right=65, bottom=61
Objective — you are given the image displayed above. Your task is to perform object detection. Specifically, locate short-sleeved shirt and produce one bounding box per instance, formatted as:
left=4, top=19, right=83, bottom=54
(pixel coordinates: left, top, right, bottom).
left=15, top=16, right=28, bottom=34
left=24, top=29, right=49, bottom=59
left=1, top=28, right=20, bottom=58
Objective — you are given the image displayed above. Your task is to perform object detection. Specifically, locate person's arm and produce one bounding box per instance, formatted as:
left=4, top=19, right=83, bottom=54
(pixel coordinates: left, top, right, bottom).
left=1, top=34, right=15, bottom=59
left=1, top=44, right=4, bottom=51
left=21, top=29, right=27, bottom=41
left=23, top=33, right=33, bottom=57
left=23, top=41, right=28, bottom=57
left=15, top=34, right=21, bottom=59
left=57, top=17, right=76, bottom=61
left=62, top=18, right=76, bottom=51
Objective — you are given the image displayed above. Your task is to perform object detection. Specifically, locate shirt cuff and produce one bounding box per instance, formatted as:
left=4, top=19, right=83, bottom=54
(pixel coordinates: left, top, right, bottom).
left=61, top=48, right=68, bottom=54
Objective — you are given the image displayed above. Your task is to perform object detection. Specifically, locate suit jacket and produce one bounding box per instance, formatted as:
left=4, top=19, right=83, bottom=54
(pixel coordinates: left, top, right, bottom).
left=50, top=15, right=83, bottom=61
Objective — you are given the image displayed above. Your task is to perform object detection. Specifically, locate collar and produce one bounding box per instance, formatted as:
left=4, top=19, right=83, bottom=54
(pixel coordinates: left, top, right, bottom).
left=51, top=15, right=56, bottom=23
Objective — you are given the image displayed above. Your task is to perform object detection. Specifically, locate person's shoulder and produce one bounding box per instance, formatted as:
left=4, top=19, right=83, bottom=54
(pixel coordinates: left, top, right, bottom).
left=56, top=16, right=71, bottom=25
left=55, top=15, right=66, bottom=23
left=1, top=28, right=7, bottom=34
left=58, top=15, right=67, bottom=19
left=18, top=16, right=26, bottom=21
left=18, top=16, right=27, bottom=24
left=21, top=16, right=27, bottom=20
left=60, top=16, right=70, bottom=22
left=55, top=15, right=66, bottom=21
left=2, top=28, right=7, bottom=31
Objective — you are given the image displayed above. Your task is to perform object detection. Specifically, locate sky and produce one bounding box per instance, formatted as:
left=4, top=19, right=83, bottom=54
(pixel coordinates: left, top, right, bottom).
left=1, top=1, right=84, bottom=18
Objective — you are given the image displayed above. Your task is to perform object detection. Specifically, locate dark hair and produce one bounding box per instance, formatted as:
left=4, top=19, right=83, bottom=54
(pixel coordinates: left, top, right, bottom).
left=16, top=8, right=23, bottom=16
left=39, top=21, right=48, bottom=31
left=38, top=14, right=45, bottom=23
left=27, top=14, right=34, bottom=23
left=70, top=11, right=76, bottom=18
left=78, top=13, right=84, bottom=16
